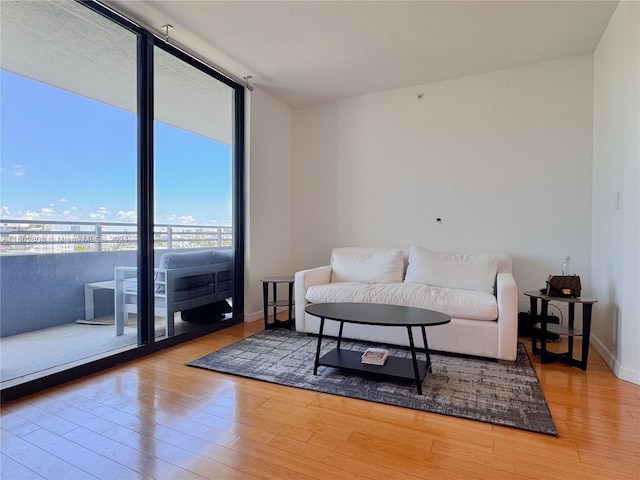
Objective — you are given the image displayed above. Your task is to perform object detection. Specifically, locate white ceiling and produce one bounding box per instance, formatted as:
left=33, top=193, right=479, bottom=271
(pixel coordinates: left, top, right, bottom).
left=106, top=1, right=618, bottom=107
left=2, top=0, right=233, bottom=144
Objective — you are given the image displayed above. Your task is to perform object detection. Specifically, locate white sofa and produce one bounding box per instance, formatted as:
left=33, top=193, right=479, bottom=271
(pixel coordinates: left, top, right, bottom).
left=295, top=247, right=518, bottom=362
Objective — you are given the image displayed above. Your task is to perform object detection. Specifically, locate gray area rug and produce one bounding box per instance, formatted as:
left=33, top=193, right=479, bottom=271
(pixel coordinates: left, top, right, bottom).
left=188, top=329, right=558, bottom=436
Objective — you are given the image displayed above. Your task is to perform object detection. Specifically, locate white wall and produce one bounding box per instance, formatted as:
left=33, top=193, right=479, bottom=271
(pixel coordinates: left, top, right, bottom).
left=592, top=1, right=640, bottom=384
left=245, top=87, right=293, bottom=320
left=292, top=55, right=594, bottom=316
left=249, top=15, right=638, bottom=383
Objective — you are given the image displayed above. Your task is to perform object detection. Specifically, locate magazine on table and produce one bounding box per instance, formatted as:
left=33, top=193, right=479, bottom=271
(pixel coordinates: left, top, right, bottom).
left=361, top=347, right=389, bottom=365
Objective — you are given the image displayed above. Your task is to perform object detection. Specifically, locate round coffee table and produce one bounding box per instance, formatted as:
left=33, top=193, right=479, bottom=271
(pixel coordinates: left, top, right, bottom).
left=305, top=302, right=450, bottom=394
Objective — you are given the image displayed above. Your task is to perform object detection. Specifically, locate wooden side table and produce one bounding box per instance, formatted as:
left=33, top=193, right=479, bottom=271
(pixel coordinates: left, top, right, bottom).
left=260, top=276, right=295, bottom=330
left=524, top=290, right=597, bottom=370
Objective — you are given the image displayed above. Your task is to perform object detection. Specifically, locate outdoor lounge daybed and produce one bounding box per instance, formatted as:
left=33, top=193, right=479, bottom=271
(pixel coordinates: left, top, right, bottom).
left=114, top=249, right=233, bottom=336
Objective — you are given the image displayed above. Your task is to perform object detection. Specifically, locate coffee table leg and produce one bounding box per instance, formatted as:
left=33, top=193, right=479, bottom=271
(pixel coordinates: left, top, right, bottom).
left=314, top=317, right=325, bottom=375
left=421, top=326, right=432, bottom=373
left=407, top=327, right=423, bottom=395
left=337, top=321, right=344, bottom=349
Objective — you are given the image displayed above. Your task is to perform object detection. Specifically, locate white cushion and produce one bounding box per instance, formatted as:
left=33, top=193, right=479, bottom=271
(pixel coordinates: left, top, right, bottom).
left=306, top=282, right=498, bottom=321
left=405, top=247, right=498, bottom=294
left=330, top=250, right=405, bottom=284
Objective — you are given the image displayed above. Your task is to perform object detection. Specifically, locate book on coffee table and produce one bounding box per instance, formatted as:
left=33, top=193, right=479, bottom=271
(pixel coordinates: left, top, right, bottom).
left=361, top=348, right=389, bottom=365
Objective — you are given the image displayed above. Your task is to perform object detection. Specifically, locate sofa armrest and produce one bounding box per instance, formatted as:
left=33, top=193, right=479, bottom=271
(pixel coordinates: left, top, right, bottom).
left=496, top=272, right=518, bottom=361
left=295, top=265, right=331, bottom=332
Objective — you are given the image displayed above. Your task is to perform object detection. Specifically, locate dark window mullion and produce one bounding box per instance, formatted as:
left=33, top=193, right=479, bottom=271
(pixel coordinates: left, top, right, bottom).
left=137, top=31, right=154, bottom=345
left=232, top=87, right=246, bottom=318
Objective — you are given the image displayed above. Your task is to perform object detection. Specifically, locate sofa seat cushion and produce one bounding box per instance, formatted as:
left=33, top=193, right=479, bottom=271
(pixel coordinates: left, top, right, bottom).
left=305, top=282, right=498, bottom=321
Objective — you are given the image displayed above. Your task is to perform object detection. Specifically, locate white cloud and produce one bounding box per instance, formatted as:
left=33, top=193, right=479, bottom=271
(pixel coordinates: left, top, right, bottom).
left=116, top=210, right=137, bottom=222
left=164, top=214, right=198, bottom=225
left=1, top=206, right=12, bottom=216
left=89, top=206, right=112, bottom=220
left=24, top=210, right=41, bottom=220
left=40, top=208, right=55, bottom=215
left=179, top=216, right=197, bottom=225
left=59, top=198, right=68, bottom=203
left=13, top=165, right=25, bottom=177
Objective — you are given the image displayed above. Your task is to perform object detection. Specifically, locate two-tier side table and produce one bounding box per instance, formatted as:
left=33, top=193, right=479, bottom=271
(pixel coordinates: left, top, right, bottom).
left=260, top=276, right=295, bottom=330
left=524, top=290, right=597, bottom=370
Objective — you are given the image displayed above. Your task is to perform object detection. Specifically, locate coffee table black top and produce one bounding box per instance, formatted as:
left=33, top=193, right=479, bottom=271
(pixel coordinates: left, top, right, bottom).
left=305, top=302, right=450, bottom=327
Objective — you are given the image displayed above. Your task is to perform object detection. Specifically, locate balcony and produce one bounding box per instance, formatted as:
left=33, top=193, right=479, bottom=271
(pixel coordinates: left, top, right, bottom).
left=0, top=219, right=234, bottom=388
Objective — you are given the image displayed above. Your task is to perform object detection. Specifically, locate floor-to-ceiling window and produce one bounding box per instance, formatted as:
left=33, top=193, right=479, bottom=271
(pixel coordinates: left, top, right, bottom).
left=0, top=0, right=244, bottom=399
left=151, top=46, right=236, bottom=339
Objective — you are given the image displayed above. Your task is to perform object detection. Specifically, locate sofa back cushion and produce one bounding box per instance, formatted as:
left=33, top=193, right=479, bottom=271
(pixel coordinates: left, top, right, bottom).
left=159, top=250, right=214, bottom=270
left=157, top=250, right=212, bottom=292
left=331, top=249, right=405, bottom=284
left=405, top=247, right=498, bottom=294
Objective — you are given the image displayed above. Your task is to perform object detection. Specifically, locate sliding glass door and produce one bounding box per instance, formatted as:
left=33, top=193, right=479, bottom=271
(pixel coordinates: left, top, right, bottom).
left=0, top=0, right=244, bottom=396
left=1, top=0, right=139, bottom=386
left=151, top=46, right=235, bottom=338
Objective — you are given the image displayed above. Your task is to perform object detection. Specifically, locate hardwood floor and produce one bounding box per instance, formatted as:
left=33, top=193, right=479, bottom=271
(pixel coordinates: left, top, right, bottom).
left=1, top=320, right=639, bottom=480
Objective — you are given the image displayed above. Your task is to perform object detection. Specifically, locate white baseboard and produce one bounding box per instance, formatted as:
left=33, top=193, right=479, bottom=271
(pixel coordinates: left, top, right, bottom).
left=591, top=334, right=617, bottom=368
left=244, top=311, right=263, bottom=322
left=591, top=334, right=640, bottom=385
left=615, top=364, right=640, bottom=385
left=243, top=307, right=293, bottom=323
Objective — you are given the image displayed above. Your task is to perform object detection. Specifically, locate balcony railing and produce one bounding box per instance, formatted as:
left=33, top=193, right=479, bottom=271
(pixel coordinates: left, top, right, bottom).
left=0, top=219, right=232, bottom=255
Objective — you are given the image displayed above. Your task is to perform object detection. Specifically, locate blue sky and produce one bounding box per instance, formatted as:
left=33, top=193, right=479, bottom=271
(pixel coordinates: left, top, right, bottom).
left=1, top=70, right=232, bottom=226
